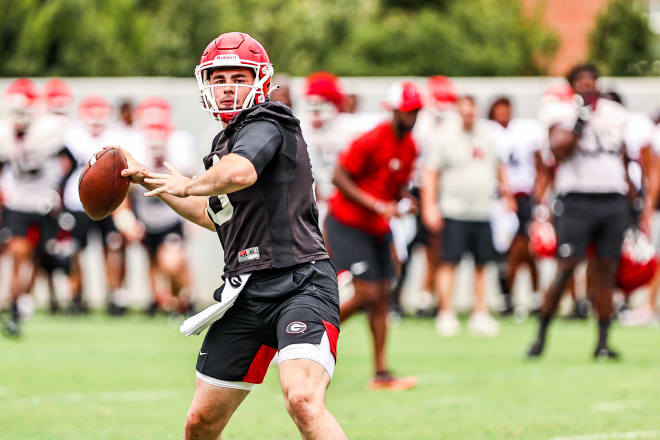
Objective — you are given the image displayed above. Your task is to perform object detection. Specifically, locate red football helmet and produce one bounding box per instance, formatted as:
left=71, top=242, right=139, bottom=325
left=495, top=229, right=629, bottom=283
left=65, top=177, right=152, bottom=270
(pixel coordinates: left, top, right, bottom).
left=135, top=96, right=172, bottom=130
left=4, top=78, right=39, bottom=128
left=528, top=206, right=557, bottom=258
left=542, top=82, right=574, bottom=103
left=43, top=78, right=74, bottom=115
left=304, top=72, right=343, bottom=128
left=195, top=32, right=274, bottom=123
left=426, top=76, right=457, bottom=110
left=616, top=229, right=659, bottom=295
left=78, top=95, right=112, bottom=136
left=383, top=81, right=423, bottom=113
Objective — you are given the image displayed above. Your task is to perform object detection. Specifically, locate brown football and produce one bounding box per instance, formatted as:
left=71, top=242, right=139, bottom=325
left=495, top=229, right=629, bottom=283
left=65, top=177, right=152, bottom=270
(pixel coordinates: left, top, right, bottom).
left=78, top=147, right=130, bottom=220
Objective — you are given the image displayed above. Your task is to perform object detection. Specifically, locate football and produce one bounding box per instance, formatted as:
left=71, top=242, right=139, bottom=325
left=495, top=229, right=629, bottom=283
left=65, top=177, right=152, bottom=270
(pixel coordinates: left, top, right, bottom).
left=78, top=146, right=130, bottom=220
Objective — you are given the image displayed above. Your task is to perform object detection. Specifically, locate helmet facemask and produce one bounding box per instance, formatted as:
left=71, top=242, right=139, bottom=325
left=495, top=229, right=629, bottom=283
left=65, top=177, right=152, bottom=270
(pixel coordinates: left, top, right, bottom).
left=196, top=58, right=273, bottom=123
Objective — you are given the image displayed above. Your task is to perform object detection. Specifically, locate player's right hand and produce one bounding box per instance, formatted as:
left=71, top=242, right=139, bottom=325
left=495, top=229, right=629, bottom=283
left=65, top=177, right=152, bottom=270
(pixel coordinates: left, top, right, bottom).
left=112, top=146, right=150, bottom=185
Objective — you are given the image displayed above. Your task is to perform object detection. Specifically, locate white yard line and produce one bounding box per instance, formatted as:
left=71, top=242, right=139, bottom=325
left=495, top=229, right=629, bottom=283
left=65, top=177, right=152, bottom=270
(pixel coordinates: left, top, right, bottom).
left=591, top=400, right=644, bottom=412
left=550, top=430, right=660, bottom=440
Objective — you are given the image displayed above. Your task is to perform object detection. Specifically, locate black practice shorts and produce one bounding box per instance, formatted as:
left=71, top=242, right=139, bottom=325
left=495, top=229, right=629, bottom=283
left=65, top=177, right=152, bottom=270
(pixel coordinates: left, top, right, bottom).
left=143, top=222, right=183, bottom=257
left=515, top=194, right=533, bottom=237
left=324, top=214, right=395, bottom=282
left=66, top=211, right=120, bottom=250
left=553, top=193, right=631, bottom=261
left=195, top=259, right=340, bottom=389
left=441, top=217, right=496, bottom=266
left=2, top=209, right=62, bottom=272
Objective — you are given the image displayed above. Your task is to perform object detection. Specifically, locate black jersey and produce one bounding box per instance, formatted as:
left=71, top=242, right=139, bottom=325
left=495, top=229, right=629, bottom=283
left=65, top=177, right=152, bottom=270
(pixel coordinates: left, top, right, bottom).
left=203, top=102, right=328, bottom=277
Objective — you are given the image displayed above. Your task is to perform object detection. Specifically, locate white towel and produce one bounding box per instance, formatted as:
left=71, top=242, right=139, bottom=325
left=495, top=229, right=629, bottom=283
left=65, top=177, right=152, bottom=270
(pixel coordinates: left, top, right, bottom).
left=179, top=273, right=251, bottom=336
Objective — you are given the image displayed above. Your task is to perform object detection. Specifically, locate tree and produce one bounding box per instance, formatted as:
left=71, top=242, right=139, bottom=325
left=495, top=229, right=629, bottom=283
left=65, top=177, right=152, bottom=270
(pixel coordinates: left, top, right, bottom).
left=588, top=0, right=655, bottom=76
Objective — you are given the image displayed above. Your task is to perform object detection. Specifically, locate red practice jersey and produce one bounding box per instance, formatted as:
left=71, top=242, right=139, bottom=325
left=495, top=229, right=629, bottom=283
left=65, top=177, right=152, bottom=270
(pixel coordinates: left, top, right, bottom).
left=329, top=121, right=417, bottom=236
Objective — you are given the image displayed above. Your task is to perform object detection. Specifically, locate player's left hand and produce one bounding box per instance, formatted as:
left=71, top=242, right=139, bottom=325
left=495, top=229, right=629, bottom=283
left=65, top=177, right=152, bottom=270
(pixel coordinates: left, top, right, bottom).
left=144, top=162, right=191, bottom=198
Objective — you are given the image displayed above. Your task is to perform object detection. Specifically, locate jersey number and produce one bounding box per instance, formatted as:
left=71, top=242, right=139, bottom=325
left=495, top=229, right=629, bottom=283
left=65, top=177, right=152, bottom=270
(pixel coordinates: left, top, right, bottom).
left=207, top=195, right=234, bottom=227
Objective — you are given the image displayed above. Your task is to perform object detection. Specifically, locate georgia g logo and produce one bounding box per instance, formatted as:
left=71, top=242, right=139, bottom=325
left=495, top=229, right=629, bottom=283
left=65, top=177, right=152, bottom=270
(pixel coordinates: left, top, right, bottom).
left=286, top=321, right=307, bottom=334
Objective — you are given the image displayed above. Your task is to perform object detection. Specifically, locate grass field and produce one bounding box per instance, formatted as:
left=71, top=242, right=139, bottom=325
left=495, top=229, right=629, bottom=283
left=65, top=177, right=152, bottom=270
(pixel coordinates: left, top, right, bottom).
left=2, top=313, right=660, bottom=440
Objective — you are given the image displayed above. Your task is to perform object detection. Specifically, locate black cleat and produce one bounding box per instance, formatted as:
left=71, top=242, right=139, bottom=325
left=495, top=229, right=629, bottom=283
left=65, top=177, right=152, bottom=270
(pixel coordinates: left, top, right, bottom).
left=526, top=339, right=545, bottom=358
left=594, top=346, right=620, bottom=361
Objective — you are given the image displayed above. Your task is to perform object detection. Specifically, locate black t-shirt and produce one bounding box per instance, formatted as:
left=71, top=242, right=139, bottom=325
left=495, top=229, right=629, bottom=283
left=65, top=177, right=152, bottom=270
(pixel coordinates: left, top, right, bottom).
left=204, top=102, right=328, bottom=277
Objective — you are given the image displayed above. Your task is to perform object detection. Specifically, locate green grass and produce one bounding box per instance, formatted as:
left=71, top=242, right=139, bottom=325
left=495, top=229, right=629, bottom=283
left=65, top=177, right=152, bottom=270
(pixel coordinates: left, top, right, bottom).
left=2, top=313, right=660, bottom=440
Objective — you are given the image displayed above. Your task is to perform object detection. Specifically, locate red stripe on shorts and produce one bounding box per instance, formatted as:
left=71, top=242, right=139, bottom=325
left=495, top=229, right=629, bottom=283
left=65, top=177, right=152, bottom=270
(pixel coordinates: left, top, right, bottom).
left=242, top=345, right=277, bottom=384
left=322, top=321, right=339, bottom=361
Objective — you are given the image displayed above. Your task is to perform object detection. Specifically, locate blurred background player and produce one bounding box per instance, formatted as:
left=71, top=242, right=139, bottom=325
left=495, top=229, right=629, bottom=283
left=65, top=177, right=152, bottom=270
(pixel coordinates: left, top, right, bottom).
left=527, top=64, right=633, bottom=360
left=422, top=95, right=516, bottom=337
left=324, top=81, right=421, bottom=390
left=488, top=96, right=547, bottom=316
left=405, top=76, right=459, bottom=315
left=300, top=72, right=348, bottom=225
left=132, top=96, right=196, bottom=316
left=63, top=95, right=140, bottom=315
left=0, top=78, right=75, bottom=336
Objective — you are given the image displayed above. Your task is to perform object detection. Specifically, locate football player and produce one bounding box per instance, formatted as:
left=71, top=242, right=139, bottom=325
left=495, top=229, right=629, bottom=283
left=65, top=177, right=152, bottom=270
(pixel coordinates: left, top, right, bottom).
left=324, top=81, right=421, bottom=390
left=62, top=95, right=141, bottom=315
left=527, top=64, right=634, bottom=359
left=0, top=78, right=75, bottom=335
left=488, top=96, right=547, bottom=315
left=120, top=32, right=346, bottom=439
left=132, top=96, right=196, bottom=315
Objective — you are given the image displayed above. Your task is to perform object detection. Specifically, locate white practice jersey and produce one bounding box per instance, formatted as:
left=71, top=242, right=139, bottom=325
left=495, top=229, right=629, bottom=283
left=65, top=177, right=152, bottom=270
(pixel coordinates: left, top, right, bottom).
left=131, top=130, right=198, bottom=233
left=0, top=114, right=69, bottom=214
left=490, top=118, right=543, bottom=195
left=61, top=123, right=131, bottom=212
left=541, top=98, right=629, bottom=195
left=624, top=111, right=654, bottom=190
left=412, top=109, right=461, bottom=187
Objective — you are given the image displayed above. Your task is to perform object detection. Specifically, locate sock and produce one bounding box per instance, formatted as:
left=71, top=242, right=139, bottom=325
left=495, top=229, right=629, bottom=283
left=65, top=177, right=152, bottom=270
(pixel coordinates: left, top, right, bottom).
left=537, top=314, right=551, bottom=342
left=10, top=301, right=20, bottom=323
left=598, top=318, right=610, bottom=348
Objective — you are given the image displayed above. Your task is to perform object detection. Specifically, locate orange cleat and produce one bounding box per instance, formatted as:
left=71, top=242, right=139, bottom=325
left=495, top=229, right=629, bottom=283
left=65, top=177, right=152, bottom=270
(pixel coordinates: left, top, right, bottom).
left=368, top=371, right=417, bottom=391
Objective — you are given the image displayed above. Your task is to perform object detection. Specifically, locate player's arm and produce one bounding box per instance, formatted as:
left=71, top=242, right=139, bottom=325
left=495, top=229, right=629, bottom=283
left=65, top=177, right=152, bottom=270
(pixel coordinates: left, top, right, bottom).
left=497, top=162, right=517, bottom=212
left=118, top=147, right=215, bottom=232
left=144, top=121, right=281, bottom=199
left=420, top=166, right=442, bottom=232
left=531, top=150, right=552, bottom=203
left=332, top=165, right=398, bottom=218
left=549, top=124, right=579, bottom=162
left=639, top=143, right=656, bottom=234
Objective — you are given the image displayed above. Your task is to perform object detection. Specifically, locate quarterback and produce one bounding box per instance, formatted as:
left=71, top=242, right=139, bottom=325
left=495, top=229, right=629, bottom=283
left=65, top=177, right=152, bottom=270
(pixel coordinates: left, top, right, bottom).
left=121, top=32, right=346, bottom=439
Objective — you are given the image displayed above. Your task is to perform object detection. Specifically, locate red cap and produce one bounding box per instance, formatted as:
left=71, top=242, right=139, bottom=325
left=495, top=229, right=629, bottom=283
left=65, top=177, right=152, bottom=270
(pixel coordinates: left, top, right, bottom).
left=383, top=81, right=423, bottom=113
left=427, top=75, right=457, bottom=109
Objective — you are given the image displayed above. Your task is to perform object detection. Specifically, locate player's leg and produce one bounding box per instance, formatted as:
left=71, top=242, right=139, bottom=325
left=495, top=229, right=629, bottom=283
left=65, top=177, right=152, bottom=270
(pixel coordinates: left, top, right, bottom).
left=367, top=279, right=392, bottom=374
left=270, top=261, right=346, bottom=437
left=590, top=194, right=630, bottom=359
left=156, top=229, right=192, bottom=313
left=183, top=378, right=249, bottom=440
left=435, top=218, right=463, bottom=336
left=187, top=296, right=273, bottom=438
left=279, top=359, right=346, bottom=440
left=527, top=196, right=589, bottom=357
left=101, top=219, right=127, bottom=315
left=468, top=221, right=500, bottom=336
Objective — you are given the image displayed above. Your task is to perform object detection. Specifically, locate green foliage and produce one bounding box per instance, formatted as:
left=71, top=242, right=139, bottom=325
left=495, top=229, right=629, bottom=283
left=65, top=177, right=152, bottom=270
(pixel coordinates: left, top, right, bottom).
left=0, top=0, right=556, bottom=76
left=588, top=0, right=656, bottom=76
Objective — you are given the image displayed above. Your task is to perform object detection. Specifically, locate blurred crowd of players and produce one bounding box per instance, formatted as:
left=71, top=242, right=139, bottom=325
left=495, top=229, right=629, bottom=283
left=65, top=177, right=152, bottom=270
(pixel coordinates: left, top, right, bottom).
left=1, top=66, right=660, bottom=361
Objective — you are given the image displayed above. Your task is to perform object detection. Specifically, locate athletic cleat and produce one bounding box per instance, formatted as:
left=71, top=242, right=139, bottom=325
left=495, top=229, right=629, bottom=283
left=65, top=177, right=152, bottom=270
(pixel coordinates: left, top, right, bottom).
left=368, top=371, right=417, bottom=391
left=526, top=339, right=545, bottom=358
left=435, top=311, right=460, bottom=337
left=468, top=311, right=500, bottom=337
left=594, top=346, right=620, bottom=361
left=620, top=306, right=659, bottom=327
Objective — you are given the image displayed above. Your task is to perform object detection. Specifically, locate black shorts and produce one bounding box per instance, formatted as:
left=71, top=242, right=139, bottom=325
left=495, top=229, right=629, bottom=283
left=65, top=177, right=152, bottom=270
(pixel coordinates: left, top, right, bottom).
left=324, top=214, right=395, bottom=282
left=515, top=194, right=533, bottom=237
left=195, top=259, right=340, bottom=389
left=2, top=209, right=63, bottom=272
left=441, top=218, right=496, bottom=265
left=143, top=222, right=183, bottom=257
left=3, top=209, right=59, bottom=245
left=553, top=193, right=631, bottom=261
